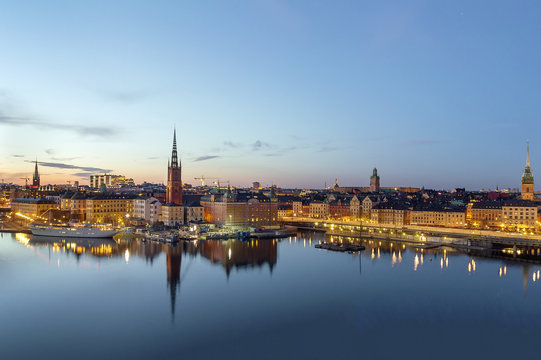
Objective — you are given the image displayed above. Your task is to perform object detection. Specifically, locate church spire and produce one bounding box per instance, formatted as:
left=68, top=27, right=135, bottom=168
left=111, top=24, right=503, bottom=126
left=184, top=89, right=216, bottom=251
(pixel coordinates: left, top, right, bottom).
left=171, top=127, right=179, bottom=169
left=32, top=158, right=40, bottom=187
left=526, top=141, right=531, bottom=168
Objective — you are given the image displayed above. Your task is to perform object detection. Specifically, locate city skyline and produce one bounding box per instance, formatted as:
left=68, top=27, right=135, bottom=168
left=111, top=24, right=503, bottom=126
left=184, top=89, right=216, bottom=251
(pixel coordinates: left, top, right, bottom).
left=1, top=1, right=541, bottom=189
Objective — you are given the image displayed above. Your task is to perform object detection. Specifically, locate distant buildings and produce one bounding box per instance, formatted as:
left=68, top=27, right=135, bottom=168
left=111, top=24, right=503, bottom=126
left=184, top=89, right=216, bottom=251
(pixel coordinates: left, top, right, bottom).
left=89, top=174, right=134, bottom=188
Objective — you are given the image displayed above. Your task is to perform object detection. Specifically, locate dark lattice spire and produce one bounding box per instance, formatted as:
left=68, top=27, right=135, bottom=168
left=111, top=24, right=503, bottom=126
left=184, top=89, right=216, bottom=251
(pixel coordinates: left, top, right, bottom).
left=171, top=128, right=179, bottom=169
left=32, top=158, right=40, bottom=187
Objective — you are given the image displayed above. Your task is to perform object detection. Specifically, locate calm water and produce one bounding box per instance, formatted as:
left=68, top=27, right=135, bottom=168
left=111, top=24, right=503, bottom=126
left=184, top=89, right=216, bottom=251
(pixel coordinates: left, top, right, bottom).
left=1, top=231, right=541, bottom=360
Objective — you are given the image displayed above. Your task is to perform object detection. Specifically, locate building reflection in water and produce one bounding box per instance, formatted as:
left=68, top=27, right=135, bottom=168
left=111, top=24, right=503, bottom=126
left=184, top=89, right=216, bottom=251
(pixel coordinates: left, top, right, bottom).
left=18, top=232, right=541, bottom=312
left=24, top=235, right=278, bottom=317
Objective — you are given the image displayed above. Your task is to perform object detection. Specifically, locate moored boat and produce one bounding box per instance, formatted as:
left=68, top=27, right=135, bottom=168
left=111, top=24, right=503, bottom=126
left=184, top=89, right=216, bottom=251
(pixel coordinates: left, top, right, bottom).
left=29, top=223, right=122, bottom=238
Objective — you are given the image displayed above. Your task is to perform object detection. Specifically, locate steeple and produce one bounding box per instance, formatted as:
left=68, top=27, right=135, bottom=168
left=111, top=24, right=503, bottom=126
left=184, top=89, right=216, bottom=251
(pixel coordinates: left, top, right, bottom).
left=170, top=127, right=179, bottom=169
left=526, top=141, right=531, bottom=168
left=32, top=158, right=40, bottom=187
left=521, top=142, right=534, bottom=200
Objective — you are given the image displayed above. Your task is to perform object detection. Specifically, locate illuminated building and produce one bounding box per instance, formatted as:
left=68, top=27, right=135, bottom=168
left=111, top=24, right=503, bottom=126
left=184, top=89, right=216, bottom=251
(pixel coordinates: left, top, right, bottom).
left=501, top=200, right=537, bottom=230
left=201, top=189, right=277, bottom=227
left=370, top=202, right=410, bottom=226
left=470, top=201, right=503, bottom=228
left=370, top=167, right=380, bottom=192
left=89, top=174, right=135, bottom=188
left=410, top=207, right=466, bottom=227
left=11, top=197, right=56, bottom=220
left=362, top=195, right=384, bottom=220
left=309, top=201, right=329, bottom=219
left=85, top=193, right=135, bottom=225
left=521, top=142, right=535, bottom=201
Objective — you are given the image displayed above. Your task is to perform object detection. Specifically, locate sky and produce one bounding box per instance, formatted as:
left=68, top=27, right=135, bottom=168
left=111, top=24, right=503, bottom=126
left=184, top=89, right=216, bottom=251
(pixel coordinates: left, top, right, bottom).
left=1, top=0, right=541, bottom=190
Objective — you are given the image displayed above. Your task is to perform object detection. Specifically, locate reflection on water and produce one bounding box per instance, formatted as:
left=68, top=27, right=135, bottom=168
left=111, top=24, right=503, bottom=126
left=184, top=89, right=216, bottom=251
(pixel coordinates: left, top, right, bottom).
left=3, top=231, right=541, bottom=359
left=23, top=234, right=279, bottom=316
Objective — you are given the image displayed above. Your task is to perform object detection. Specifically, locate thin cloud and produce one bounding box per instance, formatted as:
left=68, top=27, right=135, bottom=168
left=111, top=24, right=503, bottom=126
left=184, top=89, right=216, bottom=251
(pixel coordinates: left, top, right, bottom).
left=25, top=160, right=111, bottom=173
left=193, top=155, right=220, bottom=162
left=45, top=149, right=55, bottom=155
left=0, top=114, right=120, bottom=137
left=12, top=154, right=24, bottom=158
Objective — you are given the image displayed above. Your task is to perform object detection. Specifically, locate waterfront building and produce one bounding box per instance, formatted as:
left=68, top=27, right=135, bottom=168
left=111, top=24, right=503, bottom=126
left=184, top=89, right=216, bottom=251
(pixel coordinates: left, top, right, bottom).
left=292, top=200, right=310, bottom=217
left=182, top=194, right=204, bottom=224
left=501, top=200, right=537, bottom=230
left=11, top=197, right=56, bottom=220
left=309, top=201, right=329, bottom=219
left=201, top=189, right=277, bottom=227
left=134, top=196, right=162, bottom=224
left=370, top=202, right=410, bottom=226
left=370, top=167, right=380, bottom=192
left=362, top=195, right=384, bottom=220
left=85, top=193, right=136, bottom=225
left=521, top=143, right=535, bottom=201
left=329, top=198, right=351, bottom=218
left=350, top=195, right=363, bottom=219
left=470, top=201, right=503, bottom=228
left=410, top=207, right=466, bottom=227
left=162, top=204, right=184, bottom=227
left=277, top=204, right=293, bottom=219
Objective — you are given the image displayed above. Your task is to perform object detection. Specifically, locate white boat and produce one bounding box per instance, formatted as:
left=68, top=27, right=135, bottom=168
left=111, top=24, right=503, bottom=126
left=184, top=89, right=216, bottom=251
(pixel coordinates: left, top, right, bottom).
left=29, top=223, right=122, bottom=238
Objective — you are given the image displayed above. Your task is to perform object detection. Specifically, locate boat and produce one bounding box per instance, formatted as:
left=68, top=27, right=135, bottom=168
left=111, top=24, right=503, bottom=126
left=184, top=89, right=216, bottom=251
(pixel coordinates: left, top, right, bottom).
left=29, top=223, right=122, bottom=238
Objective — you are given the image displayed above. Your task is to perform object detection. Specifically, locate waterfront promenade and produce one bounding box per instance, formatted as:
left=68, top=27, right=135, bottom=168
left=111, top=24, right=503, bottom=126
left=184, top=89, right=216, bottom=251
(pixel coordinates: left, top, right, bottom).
left=281, top=216, right=541, bottom=248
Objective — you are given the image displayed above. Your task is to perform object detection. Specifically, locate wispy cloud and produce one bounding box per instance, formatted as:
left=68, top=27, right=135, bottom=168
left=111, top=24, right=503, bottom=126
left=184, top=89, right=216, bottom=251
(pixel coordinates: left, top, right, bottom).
left=12, top=154, right=24, bottom=158
left=252, top=140, right=272, bottom=151
left=224, top=141, right=242, bottom=148
left=0, top=114, right=120, bottom=138
left=147, top=156, right=160, bottom=160
left=45, top=149, right=55, bottom=155
left=193, top=155, right=220, bottom=162
left=25, top=160, right=111, bottom=173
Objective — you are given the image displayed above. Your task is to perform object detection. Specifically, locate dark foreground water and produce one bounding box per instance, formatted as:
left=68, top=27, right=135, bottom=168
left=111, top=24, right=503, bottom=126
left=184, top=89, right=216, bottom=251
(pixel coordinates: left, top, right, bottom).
left=1, top=231, right=541, bottom=360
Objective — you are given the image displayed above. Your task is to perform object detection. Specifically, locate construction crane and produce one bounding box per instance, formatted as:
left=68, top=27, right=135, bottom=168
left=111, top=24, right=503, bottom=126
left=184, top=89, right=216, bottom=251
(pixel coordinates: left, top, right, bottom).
left=193, top=176, right=220, bottom=187
left=20, top=177, right=30, bottom=186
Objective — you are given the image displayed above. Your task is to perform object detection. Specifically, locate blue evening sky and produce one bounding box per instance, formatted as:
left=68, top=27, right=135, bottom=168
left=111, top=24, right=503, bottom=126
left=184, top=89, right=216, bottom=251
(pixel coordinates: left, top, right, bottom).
left=1, top=0, right=540, bottom=190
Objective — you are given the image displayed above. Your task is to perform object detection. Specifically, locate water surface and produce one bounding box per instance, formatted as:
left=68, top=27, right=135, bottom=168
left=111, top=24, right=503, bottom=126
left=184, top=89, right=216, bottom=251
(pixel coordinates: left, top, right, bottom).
left=1, top=232, right=540, bottom=359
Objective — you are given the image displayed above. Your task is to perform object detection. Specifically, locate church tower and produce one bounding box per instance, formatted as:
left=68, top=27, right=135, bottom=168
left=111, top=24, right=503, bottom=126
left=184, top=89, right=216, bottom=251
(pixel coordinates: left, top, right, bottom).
left=32, top=159, right=40, bottom=188
left=370, top=167, right=380, bottom=192
left=166, top=129, right=183, bottom=204
left=521, top=142, right=534, bottom=200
